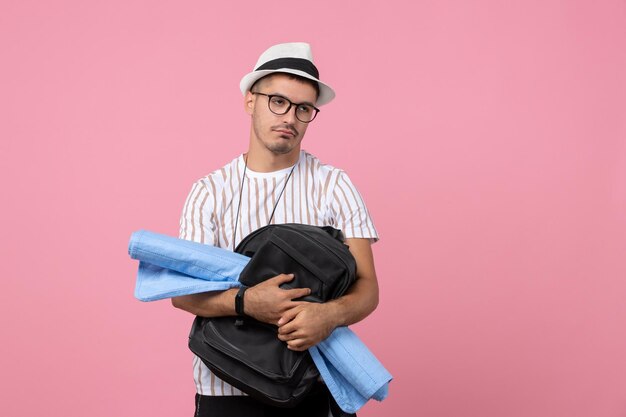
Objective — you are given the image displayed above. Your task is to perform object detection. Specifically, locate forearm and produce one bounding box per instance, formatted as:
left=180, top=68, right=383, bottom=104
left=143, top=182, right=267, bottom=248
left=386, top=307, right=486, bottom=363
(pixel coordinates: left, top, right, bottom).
left=171, top=289, right=238, bottom=317
left=171, top=274, right=311, bottom=322
left=325, top=273, right=379, bottom=328
left=327, top=237, right=380, bottom=327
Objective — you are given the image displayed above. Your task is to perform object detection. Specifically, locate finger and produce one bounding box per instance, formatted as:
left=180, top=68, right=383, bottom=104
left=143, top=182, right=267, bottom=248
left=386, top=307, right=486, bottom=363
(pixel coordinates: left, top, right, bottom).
left=286, top=287, right=311, bottom=300
left=280, top=301, right=307, bottom=316
left=277, top=313, right=299, bottom=329
left=267, top=273, right=295, bottom=286
left=277, top=305, right=304, bottom=326
left=284, top=301, right=308, bottom=309
left=277, top=319, right=298, bottom=334
left=277, top=330, right=300, bottom=341
left=287, top=339, right=309, bottom=351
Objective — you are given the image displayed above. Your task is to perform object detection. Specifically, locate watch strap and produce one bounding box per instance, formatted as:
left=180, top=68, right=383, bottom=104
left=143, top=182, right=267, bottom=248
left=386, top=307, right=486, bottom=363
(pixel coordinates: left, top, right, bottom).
left=235, top=286, right=249, bottom=317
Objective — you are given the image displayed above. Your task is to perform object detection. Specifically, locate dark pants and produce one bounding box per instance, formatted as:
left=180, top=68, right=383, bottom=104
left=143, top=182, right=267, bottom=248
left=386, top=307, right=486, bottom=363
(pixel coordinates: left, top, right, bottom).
left=194, top=383, right=354, bottom=417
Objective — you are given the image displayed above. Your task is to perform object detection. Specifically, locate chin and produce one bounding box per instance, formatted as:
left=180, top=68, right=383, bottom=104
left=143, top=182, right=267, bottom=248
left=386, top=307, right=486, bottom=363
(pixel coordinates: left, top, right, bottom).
left=264, top=139, right=300, bottom=155
left=266, top=145, right=294, bottom=155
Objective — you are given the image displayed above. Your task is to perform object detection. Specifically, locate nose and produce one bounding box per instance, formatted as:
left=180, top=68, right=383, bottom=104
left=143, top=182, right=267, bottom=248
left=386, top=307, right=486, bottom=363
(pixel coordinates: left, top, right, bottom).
left=281, top=104, right=298, bottom=124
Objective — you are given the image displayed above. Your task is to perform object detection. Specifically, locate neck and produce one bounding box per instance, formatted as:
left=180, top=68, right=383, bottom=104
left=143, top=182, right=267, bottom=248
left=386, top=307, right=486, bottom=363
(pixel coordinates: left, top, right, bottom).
left=245, top=143, right=301, bottom=173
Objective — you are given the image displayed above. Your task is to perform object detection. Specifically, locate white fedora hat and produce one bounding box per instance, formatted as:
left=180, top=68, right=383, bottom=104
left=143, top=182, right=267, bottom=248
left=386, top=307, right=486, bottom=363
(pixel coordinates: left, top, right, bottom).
left=239, top=42, right=335, bottom=106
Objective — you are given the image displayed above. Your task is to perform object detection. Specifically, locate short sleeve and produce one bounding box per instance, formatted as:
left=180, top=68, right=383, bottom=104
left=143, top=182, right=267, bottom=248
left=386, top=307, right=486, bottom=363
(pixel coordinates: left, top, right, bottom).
left=178, top=179, right=217, bottom=245
left=328, top=171, right=379, bottom=243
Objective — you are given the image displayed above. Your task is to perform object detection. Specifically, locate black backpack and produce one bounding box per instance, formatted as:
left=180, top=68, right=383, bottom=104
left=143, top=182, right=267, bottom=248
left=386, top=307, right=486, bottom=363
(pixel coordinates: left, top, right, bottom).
left=188, top=223, right=357, bottom=407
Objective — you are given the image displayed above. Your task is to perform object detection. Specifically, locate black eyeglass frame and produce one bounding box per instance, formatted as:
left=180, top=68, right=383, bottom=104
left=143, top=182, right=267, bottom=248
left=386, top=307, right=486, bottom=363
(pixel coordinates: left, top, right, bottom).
left=251, top=92, right=320, bottom=123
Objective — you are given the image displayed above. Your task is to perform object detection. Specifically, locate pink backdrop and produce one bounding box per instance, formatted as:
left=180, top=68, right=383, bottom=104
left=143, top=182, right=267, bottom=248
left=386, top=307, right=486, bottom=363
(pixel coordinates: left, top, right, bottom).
left=2, top=1, right=625, bottom=416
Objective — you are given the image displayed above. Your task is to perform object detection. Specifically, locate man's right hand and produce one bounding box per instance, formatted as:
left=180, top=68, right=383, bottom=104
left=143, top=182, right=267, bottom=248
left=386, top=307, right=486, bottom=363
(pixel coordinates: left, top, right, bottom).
left=244, top=273, right=311, bottom=325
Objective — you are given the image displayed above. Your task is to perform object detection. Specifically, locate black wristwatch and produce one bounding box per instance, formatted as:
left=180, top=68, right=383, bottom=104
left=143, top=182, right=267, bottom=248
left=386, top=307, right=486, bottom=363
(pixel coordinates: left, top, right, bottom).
left=235, top=286, right=249, bottom=317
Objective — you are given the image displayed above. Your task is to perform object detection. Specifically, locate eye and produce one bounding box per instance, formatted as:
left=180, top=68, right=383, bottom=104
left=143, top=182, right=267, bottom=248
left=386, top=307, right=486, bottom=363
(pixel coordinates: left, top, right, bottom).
left=271, top=97, right=286, bottom=106
left=297, top=105, right=311, bottom=114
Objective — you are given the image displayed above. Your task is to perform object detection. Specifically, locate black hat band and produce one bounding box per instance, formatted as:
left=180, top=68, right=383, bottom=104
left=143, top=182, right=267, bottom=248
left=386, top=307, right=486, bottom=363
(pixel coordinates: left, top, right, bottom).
left=255, top=57, right=320, bottom=79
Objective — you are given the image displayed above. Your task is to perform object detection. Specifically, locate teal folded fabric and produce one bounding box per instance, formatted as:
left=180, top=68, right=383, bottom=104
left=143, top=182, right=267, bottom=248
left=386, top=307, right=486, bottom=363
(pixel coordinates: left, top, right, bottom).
left=128, top=230, right=392, bottom=413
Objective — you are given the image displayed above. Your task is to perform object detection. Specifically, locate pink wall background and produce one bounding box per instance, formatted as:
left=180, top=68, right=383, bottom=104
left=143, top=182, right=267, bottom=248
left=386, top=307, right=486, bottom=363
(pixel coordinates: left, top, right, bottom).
left=2, top=1, right=625, bottom=416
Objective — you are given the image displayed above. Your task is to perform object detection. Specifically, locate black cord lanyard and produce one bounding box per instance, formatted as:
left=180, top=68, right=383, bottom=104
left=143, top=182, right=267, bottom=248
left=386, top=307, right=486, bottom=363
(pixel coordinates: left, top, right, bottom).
left=232, top=153, right=297, bottom=251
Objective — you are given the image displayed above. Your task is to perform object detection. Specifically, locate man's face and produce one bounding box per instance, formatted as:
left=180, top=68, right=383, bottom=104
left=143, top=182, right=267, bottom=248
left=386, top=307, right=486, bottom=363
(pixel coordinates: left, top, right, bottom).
left=246, top=74, right=318, bottom=156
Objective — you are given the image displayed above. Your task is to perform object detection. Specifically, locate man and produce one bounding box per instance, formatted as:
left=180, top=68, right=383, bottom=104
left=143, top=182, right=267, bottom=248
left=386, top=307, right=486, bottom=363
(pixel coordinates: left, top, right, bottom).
left=172, top=42, right=380, bottom=417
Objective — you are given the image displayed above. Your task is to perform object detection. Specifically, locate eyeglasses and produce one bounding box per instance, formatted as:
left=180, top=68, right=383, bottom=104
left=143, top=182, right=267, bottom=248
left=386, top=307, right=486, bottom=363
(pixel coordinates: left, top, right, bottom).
left=251, top=92, right=320, bottom=123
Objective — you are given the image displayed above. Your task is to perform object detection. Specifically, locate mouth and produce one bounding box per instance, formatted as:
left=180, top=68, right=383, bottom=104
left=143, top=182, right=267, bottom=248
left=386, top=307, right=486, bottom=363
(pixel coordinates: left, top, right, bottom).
left=273, top=128, right=296, bottom=138
left=273, top=128, right=296, bottom=137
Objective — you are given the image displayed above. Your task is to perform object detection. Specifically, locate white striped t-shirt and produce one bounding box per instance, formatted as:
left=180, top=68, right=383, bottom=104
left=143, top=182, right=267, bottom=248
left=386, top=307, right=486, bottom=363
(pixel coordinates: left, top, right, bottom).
left=178, top=149, right=378, bottom=396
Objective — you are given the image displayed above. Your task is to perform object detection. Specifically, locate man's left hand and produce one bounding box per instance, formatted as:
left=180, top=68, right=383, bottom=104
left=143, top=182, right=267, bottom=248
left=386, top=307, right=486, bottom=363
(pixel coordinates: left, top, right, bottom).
left=276, top=303, right=339, bottom=351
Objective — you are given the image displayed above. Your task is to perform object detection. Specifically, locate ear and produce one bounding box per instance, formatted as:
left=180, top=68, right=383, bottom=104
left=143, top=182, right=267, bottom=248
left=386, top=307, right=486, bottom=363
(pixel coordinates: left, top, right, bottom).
left=244, top=91, right=255, bottom=115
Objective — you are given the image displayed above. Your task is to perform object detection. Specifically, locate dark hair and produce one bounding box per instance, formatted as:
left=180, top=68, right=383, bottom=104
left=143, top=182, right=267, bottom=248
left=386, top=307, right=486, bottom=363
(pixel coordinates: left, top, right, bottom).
left=250, top=72, right=320, bottom=99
